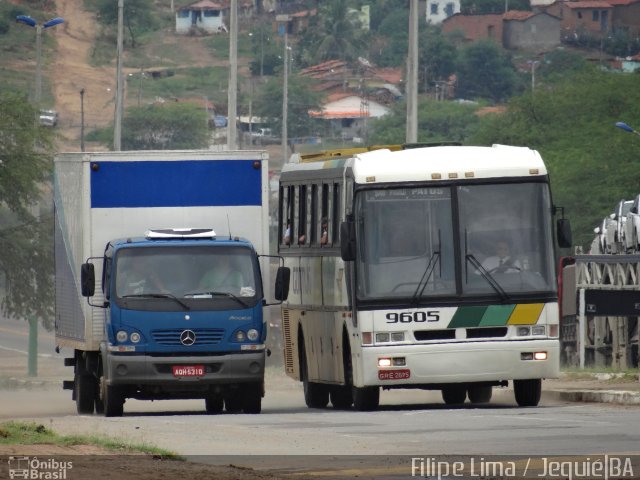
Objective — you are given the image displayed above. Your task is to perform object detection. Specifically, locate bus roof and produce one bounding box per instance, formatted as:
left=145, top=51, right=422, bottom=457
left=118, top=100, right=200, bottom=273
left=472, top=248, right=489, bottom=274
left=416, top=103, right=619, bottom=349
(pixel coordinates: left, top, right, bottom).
left=282, top=144, right=547, bottom=184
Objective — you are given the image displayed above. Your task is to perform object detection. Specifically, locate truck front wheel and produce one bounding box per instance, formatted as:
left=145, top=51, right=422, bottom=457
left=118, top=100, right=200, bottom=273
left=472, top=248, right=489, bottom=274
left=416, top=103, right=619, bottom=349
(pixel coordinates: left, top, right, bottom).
left=100, top=377, right=124, bottom=417
left=242, top=382, right=262, bottom=414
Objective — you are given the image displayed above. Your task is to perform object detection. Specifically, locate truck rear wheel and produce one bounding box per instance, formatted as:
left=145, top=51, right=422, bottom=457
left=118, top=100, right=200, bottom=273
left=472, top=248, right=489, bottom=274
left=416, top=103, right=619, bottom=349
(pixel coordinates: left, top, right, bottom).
left=75, top=374, right=95, bottom=415
left=514, top=379, right=541, bottom=407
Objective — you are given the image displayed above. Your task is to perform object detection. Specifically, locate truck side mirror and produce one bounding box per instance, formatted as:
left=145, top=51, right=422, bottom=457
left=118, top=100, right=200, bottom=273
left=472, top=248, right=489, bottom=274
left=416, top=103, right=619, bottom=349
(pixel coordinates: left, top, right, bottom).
left=274, top=266, right=290, bottom=301
left=81, top=263, right=96, bottom=297
left=340, top=220, right=356, bottom=261
left=557, top=218, right=572, bottom=248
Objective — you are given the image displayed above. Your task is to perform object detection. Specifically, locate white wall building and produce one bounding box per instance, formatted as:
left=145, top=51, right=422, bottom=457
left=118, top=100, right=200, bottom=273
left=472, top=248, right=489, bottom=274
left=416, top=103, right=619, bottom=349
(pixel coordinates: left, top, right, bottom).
left=426, top=0, right=460, bottom=24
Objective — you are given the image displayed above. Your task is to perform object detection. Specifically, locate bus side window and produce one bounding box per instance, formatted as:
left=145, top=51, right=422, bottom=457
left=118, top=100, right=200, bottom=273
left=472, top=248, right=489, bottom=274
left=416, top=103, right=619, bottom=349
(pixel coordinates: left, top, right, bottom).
left=297, top=185, right=307, bottom=245
left=311, top=184, right=318, bottom=245
left=320, top=184, right=329, bottom=246
left=282, top=186, right=295, bottom=246
left=332, top=182, right=340, bottom=247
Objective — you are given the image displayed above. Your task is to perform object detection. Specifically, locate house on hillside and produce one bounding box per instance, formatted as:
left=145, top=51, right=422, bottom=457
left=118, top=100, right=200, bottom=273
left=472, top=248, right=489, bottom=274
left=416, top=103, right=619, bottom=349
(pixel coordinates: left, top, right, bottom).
left=426, top=0, right=461, bottom=24
left=176, top=0, right=228, bottom=34
left=442, top=13, right=504, bottom=43
left=545, top=1, right=613, bottom=36
left=309, top=93, right=390, bottom=142
left=503, top=11, right=561, bottom=50
left=607, top=0, right=640, bottom=36
left=175, top=0, right=254, bottom=34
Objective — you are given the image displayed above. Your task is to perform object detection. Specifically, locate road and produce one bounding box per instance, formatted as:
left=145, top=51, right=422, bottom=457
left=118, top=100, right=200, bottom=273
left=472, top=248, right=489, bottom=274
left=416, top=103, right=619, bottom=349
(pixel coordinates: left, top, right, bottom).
left=2, top=370, right=640, bottom=478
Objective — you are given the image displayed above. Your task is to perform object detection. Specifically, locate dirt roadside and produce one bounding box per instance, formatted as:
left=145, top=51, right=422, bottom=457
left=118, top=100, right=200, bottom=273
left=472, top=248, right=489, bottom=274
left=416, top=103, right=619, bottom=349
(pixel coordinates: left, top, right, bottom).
left=0, top=444, right=282, bottom=480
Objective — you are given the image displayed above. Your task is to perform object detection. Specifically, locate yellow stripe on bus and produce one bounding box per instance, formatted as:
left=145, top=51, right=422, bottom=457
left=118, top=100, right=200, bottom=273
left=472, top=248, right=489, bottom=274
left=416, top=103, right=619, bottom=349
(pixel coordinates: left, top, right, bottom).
left=507, top=303, right=544, bottom=325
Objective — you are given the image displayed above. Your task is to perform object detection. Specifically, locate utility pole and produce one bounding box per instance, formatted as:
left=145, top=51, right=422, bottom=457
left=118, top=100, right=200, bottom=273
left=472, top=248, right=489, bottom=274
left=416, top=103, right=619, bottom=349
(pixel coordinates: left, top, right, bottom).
left=114, top=0, right=124, bottom=151
left=277, top=15, right=290, bottom=164
left=80, top=88, right=85, bottom=152
left=406, top=0, right=419, bottom=143
left=227, top=0, right=238, bottom=149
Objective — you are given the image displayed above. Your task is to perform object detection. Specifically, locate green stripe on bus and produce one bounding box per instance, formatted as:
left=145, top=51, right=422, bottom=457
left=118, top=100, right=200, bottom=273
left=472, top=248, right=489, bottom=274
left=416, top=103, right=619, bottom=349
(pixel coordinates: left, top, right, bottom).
left=448, top=306, right=488, bottom=328
left=479, top=304, right=516, bottom=326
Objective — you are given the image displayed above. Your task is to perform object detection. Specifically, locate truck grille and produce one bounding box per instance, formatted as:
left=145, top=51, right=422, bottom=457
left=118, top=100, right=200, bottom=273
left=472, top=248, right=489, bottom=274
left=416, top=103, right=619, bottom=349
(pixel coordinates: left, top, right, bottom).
left=151, top=328, right=225, bottom=346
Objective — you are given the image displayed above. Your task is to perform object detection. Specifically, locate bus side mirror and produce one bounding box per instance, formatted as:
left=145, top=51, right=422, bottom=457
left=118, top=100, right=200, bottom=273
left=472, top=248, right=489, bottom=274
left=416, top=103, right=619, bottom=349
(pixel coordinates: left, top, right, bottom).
left=340, top=220, right=356, bottom=261
left=557, top=218, right=572, bottom=248
left=81, top=263, right=96, bottom=297
left=275, top=266, right=290, bottom=301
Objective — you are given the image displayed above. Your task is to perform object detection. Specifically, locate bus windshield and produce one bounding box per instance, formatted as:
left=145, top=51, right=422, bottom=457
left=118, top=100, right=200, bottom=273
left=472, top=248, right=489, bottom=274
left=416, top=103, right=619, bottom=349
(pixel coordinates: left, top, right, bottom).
left=354, top=182, right=556, bottom=302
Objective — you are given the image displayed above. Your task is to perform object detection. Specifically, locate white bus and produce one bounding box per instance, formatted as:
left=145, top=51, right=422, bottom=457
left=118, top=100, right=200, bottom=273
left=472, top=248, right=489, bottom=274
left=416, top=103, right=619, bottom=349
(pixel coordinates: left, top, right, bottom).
left=274, top=144, right=572, bottom=411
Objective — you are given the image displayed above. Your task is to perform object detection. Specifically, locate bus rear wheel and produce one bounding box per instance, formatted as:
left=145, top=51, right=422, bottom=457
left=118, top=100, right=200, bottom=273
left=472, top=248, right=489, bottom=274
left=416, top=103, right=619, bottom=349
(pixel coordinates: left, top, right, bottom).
left=467, top=385, right=492, bottom=404
left=300, top=343, right=329, bottom=408
left=442, top=386, right=467, bottom=405
left=514, top=379, right=541, bottom=407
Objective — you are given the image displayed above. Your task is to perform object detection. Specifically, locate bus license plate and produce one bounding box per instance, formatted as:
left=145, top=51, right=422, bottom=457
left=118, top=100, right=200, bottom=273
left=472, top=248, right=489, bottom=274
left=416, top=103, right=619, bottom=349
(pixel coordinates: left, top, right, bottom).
left=378, top=369, right=410, bottom=380
left=172, top=365, right=205, bottom=377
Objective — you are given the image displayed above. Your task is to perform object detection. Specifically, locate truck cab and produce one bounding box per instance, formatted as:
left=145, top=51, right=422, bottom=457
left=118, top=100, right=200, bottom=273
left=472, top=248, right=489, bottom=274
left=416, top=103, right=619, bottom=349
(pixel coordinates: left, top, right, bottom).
left=81, top=229, right=267, bottom=416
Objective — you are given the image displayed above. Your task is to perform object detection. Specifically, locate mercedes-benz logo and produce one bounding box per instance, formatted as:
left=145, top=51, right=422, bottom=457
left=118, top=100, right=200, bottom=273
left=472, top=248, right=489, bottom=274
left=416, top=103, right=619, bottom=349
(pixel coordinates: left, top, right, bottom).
left=180, top=329, right=196, bottom=346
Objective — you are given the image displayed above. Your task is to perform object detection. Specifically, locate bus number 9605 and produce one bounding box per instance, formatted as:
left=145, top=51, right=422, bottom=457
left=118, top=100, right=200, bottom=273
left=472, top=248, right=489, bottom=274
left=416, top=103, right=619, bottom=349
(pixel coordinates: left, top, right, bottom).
left=386, top=311, right=440, bottom=323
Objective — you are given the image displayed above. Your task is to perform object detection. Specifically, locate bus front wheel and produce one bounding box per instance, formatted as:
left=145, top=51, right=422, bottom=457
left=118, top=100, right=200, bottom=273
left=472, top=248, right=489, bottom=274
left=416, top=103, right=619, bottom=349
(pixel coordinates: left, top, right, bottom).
left=513, top=379, right=541, bottom=407
left=352, top=386, right=379, bottom=411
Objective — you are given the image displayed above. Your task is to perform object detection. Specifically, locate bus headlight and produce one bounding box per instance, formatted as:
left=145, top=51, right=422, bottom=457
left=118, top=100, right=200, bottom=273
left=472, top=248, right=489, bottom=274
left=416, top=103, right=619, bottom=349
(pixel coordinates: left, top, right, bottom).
left=517, top=326, right=530, bottom=336
left=531, top=325, right=545, bottom=336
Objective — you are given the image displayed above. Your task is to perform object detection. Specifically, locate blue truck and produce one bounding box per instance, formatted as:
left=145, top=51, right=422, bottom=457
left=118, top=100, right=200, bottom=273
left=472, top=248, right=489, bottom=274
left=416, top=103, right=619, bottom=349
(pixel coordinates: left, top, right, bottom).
left=54, top=150, right=270, bottom=416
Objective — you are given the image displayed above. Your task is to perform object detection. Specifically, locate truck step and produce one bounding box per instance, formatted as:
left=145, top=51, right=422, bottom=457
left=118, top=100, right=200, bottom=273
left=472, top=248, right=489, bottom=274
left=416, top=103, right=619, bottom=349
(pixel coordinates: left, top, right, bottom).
left=62, top=380, right=74, bottom=390
left=64, top=357, right=76, bottom=367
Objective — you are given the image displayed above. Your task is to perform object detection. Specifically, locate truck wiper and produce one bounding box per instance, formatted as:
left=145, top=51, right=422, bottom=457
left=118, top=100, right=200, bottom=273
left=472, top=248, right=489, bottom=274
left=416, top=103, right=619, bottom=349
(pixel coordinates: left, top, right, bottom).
left=410, top=251, right=440, bottom=306
left=184, top=291, right=248, bottom=308
left=122, top=293, right=191, bottom=310
left=465, top=254, right=509, bottom=301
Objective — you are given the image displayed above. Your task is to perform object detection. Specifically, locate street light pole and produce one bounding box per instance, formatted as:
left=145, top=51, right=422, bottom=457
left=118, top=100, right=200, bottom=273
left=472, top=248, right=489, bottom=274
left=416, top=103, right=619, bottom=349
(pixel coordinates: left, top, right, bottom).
left=227, top=0, right=238, bottom=150
left=615, top=122, right=640, bottom=138
left=80, top=88, right=85, bottom=152
left=15, top=15, right=64, bottom=107
left=527, top=60, right=540, bottom=93
left=114, top=0, right=124, bottom=151
left=406, top=0, right=418, bottom=143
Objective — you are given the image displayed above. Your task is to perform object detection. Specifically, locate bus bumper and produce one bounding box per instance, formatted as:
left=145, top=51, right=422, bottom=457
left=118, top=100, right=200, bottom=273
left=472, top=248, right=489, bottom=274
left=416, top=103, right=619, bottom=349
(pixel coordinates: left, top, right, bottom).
left=357, top=339, right=559, bottom=388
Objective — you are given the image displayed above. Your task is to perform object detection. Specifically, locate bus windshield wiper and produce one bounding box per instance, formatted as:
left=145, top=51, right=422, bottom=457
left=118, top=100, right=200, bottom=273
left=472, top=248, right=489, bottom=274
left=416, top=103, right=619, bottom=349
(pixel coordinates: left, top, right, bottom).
left=410, top=251, right=441, bottom=306
left=465, top=254, right=509, bottom=301
left=184, top=291, right=248, bottom=308
left=122, top=293, right=191, bottom=310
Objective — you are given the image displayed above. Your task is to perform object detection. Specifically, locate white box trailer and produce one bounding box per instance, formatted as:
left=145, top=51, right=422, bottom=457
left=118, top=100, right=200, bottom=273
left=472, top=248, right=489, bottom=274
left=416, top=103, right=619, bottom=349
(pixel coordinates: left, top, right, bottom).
left=54, top=150, right=270, bottom=416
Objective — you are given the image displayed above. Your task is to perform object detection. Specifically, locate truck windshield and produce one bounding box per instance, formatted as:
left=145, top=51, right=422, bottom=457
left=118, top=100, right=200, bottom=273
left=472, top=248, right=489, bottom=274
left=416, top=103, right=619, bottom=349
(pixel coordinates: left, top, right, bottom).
left=114, top=246, right=261, bottom=309
left=354, top=182, right=556, bottom=303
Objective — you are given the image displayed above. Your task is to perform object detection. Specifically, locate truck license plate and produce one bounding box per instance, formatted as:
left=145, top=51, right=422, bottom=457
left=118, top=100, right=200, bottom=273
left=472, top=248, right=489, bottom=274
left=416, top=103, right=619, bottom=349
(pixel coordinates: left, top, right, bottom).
left=378, top=369, right=410, bottom=380
left=172, top=365, right=205, bottom=377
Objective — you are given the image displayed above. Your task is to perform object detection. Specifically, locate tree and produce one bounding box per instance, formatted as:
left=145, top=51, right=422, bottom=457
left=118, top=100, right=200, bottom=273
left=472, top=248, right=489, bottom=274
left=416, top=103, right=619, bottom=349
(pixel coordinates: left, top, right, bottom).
left=94, top=0, right=157, bottom=48
left=470, top=71, right=640, bottom=248
left=419, top=26, right=458, bottom=91
left=254, top=76, right=323, bottom=139
left=120, top=103, right=209, bottom=150
left=455, top=39, right=522, bottom=102
left=369, top=97, right=481, bottom=144
left=0, top=91, right=55, bottom=326
left=296, top=0, right=369, bottom=66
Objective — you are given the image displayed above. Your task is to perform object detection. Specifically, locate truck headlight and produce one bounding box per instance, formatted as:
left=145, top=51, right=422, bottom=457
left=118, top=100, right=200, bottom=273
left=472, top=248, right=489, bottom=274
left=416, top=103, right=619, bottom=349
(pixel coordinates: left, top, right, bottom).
left=247, top=329, right=259, bottom=341
left=116, top=330, right=128, bottom=343
left=235, top=330, right=246, bottom=342
left=130, top=332, right=141, bottom=343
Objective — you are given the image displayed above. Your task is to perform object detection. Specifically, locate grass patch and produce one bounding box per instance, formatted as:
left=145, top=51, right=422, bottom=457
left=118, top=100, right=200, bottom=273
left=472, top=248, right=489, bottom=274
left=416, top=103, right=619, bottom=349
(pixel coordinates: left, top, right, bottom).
left=0, top=421, right=181, bottom=459
left=561, top=367, right=640, bottom=382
